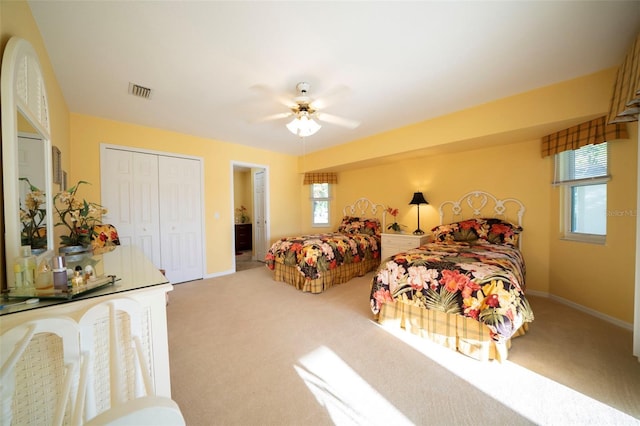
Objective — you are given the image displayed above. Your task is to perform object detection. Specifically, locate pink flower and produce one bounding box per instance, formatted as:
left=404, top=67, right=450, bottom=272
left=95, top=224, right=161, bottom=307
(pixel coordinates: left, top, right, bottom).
left=459, top=220, right=477, bottom=230
left=439, top=269, right=470, bottom=293
left=372, top=288, right=394, bottom=311
left=491, top=223, right=513, bottom=236
left=485, top=293, right=500, bottom=307
left=461, top=281, right=481, bottom=299
left=466, top=308, right=480, bottom=320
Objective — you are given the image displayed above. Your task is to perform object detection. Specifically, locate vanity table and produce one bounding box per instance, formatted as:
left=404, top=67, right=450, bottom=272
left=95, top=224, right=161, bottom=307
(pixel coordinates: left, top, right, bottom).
left=0, top=245, right=176, bottom=421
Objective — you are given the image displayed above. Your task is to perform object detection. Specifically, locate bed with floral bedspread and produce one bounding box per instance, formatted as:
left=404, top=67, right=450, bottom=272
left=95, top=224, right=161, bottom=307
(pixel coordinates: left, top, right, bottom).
left=370, top=194, right=534, bottom=362
left=266, top=204, right=385, bottom=293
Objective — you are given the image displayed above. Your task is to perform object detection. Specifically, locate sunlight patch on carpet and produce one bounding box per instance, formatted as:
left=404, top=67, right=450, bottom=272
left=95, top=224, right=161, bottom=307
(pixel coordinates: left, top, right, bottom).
left=376, top=323, right=638, bottom=425
left=295, top=346, right=413, bottom=426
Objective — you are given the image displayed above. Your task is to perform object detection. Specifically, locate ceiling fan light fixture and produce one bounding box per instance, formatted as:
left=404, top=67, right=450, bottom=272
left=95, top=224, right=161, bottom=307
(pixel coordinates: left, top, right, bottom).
left=286, top=114, right=321, bottom=137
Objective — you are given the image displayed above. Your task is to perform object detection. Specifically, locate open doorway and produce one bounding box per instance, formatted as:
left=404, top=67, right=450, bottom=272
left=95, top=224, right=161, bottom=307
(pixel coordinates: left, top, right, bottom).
left=231, top=162, right=269, bottom=272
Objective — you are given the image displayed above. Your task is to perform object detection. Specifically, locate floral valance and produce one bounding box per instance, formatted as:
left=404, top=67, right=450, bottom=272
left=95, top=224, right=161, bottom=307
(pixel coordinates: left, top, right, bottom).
left=607, top=31, right=640, bottom=124
left=303, top=172, right=338, bottom=185
left=540, top=116, right=628, bottom=158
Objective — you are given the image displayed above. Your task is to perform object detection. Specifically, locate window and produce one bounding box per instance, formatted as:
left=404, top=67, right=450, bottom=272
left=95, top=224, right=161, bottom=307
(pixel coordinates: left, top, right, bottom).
left=555, top=142, right=609, bottom=243
left=311, top=183, right=330, bottom=227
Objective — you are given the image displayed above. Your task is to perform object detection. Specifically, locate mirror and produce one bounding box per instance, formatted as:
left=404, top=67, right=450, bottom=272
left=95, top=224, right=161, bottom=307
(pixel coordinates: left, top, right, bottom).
left=2, top=37, right=55, bottom=288
left=18, top=116, right=48, bottom=251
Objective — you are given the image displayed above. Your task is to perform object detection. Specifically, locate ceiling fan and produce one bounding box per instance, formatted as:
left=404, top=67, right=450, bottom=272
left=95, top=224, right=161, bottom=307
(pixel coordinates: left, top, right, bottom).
left=254, top=82, right=360, bottom=137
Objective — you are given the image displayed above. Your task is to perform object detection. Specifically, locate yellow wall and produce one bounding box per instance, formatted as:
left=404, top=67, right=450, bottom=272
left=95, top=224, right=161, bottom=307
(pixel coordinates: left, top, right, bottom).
left=1, top=0, right=71, bottom=284
left=1, top=0, right=71, bottom=170
left=69, top=113, right=301, bottom=274
left=549, top=122, right=638, bottom=323
left=331, top=139, right=551, bottom=295
left=233, top=169, right=252, bottom=223
left=301, top=68, right=617, bottom=173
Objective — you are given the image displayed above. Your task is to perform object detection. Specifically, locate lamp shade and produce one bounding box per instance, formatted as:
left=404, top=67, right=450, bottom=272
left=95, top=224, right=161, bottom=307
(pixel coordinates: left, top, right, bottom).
left=409, top=192, right=428, bottom=205
left=286, top=114, right=321, bottom=137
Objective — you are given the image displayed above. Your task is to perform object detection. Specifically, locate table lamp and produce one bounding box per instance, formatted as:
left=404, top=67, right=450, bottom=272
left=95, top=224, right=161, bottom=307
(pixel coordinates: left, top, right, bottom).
left=409, top=192, right=428, bottom=235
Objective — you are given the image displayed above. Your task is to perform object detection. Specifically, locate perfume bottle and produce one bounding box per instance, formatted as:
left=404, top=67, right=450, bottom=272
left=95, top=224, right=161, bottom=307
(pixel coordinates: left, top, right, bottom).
left=13, top=262, right=24, bottom=290
left=35, top=252, right=53, bottom=289
left=53, top=256, right=68, bottom=291
left=13, top=246, right=36, bottom=291
left=71, top=265, right=85, bottom=289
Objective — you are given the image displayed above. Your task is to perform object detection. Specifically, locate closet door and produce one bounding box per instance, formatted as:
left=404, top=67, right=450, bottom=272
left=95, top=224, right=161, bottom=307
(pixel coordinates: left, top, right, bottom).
left=158, top=155, right=203, bottom=283
left=101, top=149, right=161, bottom=267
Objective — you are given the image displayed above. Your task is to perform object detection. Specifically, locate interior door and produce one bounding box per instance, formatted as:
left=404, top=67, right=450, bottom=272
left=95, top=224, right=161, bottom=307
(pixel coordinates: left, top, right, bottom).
left=253, top=169, right=267, bottom=262
left=101, top=148, right=161, bottom=267
left=158, top=155, right=203, bottom=283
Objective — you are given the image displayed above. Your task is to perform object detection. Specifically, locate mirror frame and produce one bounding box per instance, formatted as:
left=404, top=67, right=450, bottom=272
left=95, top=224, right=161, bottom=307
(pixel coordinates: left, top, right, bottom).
left=2, top=37, right=54, bottom=288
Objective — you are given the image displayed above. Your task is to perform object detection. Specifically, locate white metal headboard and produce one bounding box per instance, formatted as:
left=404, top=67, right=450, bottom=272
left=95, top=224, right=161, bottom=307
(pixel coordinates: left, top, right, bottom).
left=439, top=191, right=525, bottom=227
left=343, top=198, right=387, bottom=229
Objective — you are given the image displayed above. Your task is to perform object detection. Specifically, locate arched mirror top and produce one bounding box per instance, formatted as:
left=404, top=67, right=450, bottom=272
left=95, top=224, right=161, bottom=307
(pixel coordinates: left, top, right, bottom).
left=2, top=36, right=55, bottom=288
left=4, top=37, right=51, bottom=138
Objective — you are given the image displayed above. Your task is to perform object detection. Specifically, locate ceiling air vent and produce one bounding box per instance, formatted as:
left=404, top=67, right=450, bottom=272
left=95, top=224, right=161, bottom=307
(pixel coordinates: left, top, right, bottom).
left=128, top=82, right=152, bottom=99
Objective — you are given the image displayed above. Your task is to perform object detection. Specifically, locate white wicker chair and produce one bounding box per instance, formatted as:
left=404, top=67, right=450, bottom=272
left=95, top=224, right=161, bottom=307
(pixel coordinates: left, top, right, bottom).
left=78, top=298, right=184, bottom=425
left=0, top=317, right=81, bottom=425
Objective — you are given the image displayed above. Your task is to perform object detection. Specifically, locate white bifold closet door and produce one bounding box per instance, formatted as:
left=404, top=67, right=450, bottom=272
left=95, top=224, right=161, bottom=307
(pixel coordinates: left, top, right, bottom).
left=158, top=155, right=203, bottom=283
left=101, top=147, right=203, bottom=284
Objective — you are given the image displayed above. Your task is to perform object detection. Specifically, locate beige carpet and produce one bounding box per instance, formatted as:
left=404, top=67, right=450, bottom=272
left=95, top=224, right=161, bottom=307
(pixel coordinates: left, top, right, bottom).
left=235, top=250, right=264, bottom=272
left=167, top=266, right=640, bottom=426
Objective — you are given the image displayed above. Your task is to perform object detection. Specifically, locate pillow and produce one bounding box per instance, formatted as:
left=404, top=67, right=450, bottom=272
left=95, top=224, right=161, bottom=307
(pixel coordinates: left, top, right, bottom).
left=91, top=223, right=121, bottom=254
left=431, top=218, right=522, bottom=247
left=483, top=218, right=522, bottom=247
left=338, top=216, right=381, bottom=236
left=431, top=219, right=482, bottom=243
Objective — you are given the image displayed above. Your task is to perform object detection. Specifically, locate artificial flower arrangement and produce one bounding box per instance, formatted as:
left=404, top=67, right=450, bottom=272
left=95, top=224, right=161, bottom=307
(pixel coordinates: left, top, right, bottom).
left=19, top=178, right=48, bottom=249
left=53, top=180, right=108, bottom=247
left=235, top=205, right=250, bottom=223
left=386, top=207, right=405, bottom=233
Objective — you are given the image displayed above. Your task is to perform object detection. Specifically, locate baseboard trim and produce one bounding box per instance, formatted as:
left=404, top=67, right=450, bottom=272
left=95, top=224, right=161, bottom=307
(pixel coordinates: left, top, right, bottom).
left=526, top=289, right=633, bottom=331
left=205, top=269, right=234, bottom=279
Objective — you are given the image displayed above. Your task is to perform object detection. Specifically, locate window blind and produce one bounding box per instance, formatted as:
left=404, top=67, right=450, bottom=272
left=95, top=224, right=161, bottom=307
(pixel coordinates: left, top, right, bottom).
left=554, top=142, right=609, bottom=185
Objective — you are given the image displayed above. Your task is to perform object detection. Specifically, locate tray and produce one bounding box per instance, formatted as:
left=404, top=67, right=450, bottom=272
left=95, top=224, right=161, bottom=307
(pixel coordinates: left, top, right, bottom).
left=6, top=275, right=116, bottom=300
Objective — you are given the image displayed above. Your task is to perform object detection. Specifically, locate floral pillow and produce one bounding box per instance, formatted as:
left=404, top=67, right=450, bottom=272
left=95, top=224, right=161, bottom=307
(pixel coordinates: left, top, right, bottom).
left=91, top=223, right=121, bottom=254
left=431, top=218, right=522, bottom=247
left=338, top=216, right=382, bottom=236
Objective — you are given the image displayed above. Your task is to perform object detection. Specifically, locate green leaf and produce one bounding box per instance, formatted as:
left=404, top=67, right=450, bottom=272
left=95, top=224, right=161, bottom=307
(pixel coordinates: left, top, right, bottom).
left=479, top=309, right=505, bottom=327
left=425, top=287, right=461, bottom=314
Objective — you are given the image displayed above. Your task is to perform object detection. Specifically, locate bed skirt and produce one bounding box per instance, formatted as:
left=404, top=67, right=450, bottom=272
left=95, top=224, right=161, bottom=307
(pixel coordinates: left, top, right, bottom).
left=272, top=258, right=380, bottom=294
left=377, top=300, right=528, bottom=362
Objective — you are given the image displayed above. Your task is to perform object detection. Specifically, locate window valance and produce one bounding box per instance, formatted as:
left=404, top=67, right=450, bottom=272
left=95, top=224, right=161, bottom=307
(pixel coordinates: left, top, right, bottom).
left=540, top=116, right=628, bottom=158
left=607, top=31, right=640, bottom=124
left=303, top=172, right=338, bottom=185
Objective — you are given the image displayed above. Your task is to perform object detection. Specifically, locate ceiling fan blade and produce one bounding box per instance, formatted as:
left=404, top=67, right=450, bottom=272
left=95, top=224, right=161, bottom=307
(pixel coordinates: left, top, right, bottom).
left=250, top=84, right=297, bottom=109
left=315, top=112, right=360, bottom=129
left=251, top=111, right=293, bottom=123
left=310, top=85, right=351, bottom=110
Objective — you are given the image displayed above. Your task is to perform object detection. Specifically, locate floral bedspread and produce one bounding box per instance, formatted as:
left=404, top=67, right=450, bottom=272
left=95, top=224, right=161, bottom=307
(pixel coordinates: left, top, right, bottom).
left=370, top=241, right=534, bottom=342
left=265, top=232, right=380, bottom=280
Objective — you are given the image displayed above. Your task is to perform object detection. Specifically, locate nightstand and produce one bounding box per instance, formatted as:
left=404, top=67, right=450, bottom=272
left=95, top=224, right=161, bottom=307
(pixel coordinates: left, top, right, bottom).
left=235, top=223, right=252, bottom=252
left=381, top=233, right=430, bottom=260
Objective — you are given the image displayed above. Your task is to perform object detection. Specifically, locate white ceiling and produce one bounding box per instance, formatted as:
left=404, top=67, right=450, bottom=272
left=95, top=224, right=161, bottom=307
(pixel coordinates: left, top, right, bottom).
left=29, top=1, right=640, bottom=156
